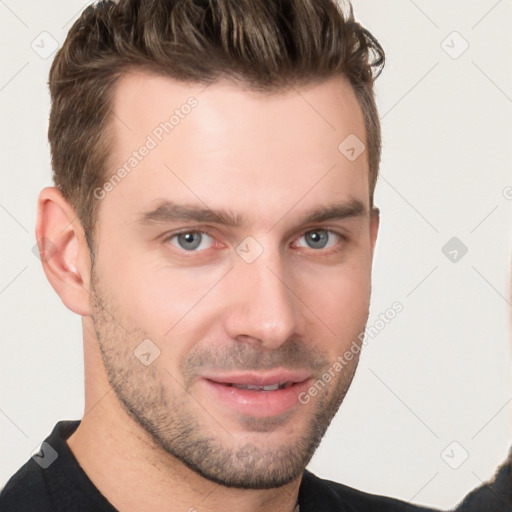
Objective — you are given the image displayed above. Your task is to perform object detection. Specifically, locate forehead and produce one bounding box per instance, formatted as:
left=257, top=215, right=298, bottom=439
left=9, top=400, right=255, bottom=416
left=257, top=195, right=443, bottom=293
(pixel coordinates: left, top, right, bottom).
left=102, top=71, right=369, bottom=227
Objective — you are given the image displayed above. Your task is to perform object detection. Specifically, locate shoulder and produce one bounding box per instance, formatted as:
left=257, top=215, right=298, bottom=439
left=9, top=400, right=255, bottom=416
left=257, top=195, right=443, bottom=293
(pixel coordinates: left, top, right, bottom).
left=0, top=420, right=81, bottom=512
left=0, top=458, right=52, bottom=512
left=299, top=470, right=440, bottom=512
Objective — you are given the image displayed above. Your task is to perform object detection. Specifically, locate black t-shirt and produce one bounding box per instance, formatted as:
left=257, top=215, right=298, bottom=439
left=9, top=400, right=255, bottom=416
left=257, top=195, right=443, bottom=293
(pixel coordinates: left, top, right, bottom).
left=0, top=420, right=439, bottom=511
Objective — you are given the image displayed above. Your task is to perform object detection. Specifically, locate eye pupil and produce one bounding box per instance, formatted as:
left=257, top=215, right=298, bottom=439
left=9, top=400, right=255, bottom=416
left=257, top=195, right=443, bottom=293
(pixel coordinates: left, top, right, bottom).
left=305, top=230, right=328, bottom=249
left=178, top=232, right=202, bottom=250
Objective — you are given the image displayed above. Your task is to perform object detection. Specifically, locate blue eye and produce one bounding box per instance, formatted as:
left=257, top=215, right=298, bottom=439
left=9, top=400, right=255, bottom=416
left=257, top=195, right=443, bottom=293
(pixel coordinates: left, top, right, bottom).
left=168, top=231, right=214, bottom=251
left=296, top=229, right=340, bottom=250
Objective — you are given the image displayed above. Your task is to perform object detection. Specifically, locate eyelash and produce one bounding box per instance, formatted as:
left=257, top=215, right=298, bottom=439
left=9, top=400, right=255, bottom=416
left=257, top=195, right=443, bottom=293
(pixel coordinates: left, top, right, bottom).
left=163, top=228, right=347, bottom=256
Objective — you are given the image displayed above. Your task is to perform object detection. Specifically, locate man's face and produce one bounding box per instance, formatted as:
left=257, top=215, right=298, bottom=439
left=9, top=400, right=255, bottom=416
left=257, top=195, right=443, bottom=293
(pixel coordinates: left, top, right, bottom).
left=88, top=72, right=379, bottom=488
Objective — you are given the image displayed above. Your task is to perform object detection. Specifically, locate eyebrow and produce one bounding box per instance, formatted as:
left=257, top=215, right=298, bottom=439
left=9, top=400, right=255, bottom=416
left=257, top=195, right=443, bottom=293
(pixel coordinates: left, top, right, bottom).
left=137, top=198, right=367, bottom=229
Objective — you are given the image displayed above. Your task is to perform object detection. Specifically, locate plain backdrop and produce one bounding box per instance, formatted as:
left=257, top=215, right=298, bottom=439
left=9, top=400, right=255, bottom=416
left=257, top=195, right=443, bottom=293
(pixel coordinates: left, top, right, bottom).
left=1, top=0, right=511, bottom=509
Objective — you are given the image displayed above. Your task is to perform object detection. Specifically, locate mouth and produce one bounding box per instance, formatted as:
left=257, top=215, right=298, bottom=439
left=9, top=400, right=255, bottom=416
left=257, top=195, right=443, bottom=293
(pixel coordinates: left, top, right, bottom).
left=222, top=382, right=294, bottom=391
left=197, top=370, right=313, bottom=418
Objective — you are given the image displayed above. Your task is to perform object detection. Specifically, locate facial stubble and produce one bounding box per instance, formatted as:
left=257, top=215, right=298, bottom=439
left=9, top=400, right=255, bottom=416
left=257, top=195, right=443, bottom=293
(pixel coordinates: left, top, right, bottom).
left=89, top=263, right=364, bottom=489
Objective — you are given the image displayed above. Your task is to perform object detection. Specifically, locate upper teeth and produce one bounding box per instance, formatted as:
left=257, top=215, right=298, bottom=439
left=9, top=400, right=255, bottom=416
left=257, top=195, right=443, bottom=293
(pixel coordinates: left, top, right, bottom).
left=232, top=382, right=289, bottom=391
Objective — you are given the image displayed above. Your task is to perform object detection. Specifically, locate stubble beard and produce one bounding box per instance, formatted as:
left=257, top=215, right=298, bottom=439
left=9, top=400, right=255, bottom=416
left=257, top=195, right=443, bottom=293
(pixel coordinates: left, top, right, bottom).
left=89, top=265, right=363, bottom=489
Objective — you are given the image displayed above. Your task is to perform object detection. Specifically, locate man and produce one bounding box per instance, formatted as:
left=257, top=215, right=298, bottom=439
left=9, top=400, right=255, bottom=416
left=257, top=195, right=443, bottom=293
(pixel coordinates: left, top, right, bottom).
left=0, top=0, right=439, bottom=510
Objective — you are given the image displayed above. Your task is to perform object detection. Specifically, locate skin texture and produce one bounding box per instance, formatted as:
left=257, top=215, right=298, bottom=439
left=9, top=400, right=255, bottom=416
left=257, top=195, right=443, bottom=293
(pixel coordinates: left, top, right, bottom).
left=36, top=72, right=379, bottom=512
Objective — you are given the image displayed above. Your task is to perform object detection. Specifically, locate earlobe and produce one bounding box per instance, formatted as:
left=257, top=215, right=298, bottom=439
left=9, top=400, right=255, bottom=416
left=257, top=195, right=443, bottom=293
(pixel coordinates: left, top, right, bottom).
left=35, top=187, right=93, bottom=317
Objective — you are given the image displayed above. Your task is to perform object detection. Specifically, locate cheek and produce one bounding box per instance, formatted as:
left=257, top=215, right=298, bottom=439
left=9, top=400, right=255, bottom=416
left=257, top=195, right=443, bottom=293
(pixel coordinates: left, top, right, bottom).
left=116, top=271, right=199, bottom=333
left=296, top=257, right=372, bottom=340
left=105, top=259, right=228, bottom=355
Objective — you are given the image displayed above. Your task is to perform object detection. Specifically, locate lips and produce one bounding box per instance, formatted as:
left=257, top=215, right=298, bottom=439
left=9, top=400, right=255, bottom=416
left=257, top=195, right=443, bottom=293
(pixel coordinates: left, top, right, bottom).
left=196, top=370, right=313, bottom=418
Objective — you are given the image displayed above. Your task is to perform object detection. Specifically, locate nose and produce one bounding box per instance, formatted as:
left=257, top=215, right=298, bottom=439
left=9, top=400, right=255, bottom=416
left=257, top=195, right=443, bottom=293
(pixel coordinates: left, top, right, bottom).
left=223, top=248, right=305, bottom=351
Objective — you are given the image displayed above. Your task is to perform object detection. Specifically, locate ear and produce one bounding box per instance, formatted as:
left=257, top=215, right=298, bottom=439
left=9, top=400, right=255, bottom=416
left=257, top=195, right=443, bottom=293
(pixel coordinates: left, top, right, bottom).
left=369, top=206, right=380, bottom=255
left=35, top=187, right=93, bottom=316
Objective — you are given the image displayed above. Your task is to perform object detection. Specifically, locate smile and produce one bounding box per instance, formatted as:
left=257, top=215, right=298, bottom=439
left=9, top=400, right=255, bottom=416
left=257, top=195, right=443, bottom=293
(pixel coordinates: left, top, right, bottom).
left=226, top=382, right=293, bottom=391
left=197, top=370, right=314, bottom=418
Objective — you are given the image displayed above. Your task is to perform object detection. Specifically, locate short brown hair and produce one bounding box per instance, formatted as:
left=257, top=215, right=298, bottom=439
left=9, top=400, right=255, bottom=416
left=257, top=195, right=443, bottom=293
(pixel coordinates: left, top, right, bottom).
left=48, top=0, right=385, bottom=251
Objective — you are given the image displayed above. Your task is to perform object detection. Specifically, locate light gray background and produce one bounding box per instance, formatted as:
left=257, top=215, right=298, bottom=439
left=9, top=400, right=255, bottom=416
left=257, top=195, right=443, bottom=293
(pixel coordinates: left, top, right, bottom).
left=1, top=0, right=511, bottom=509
